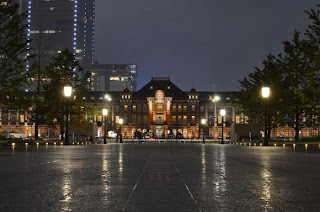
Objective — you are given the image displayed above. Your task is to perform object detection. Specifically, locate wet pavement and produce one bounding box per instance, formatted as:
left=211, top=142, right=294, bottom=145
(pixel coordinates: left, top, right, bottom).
left=1, top=143, right=320, bottom=211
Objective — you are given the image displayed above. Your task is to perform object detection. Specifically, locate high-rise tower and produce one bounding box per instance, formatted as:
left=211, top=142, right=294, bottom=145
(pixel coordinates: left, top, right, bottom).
left=20, top=0, right=95, bottom=66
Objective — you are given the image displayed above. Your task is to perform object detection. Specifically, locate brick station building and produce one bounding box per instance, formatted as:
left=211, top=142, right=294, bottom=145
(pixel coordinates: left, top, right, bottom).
left=90, top=77, right=239, bottom=139
left=2, top=77, right=315, bottom=141
left=0, top=77, right=246, bottom=140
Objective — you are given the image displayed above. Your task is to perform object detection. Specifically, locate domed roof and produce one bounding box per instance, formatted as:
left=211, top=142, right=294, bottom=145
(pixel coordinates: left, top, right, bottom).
left=190, top=88, right=196, bottom=92
left=123, top=88, right=130, bottom=93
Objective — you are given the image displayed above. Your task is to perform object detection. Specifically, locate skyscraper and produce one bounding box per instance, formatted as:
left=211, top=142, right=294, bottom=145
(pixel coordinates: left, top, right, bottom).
left=20, top=0, right=95, bottom=66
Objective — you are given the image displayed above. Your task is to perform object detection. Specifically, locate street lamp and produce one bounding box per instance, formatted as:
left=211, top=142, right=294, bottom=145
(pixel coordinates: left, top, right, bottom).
left=212, top=95, right=220, bottom=139
left=64, top=86, right=72, bottom=145
left=201, top=119, right=206, bottom=143
left=119, top=118, right=123, bottom=143
left=220, top=109, right=226, bottom=144
left=261, top=87, right=270, bottom=146
left=102, top=109, right=108, bottom=144
left=104, top=94, right=112, bottom=144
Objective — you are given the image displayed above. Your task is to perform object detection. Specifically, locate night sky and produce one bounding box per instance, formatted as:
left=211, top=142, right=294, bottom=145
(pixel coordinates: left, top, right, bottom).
left=95, top=0, right=318, bottom=92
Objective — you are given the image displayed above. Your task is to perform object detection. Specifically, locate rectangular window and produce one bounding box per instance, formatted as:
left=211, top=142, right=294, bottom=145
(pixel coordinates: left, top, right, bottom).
left=183, top=116, right=187, bottom=123
left=110, top=77, right=120, bottom=81
left=183, top=106, right=187, bottom=112
left=200, top=107, right=205, bottom=112
left=143, top=115, right=147, bottom=124
left=3, top=115, right=8, bottom=122
left=143, top=104, right=148, bottom=112
left=137, top=115, right=142, bottom=124
left=132, top=105, right=136, bottom=112
left=124, top=114, right=128, bottom=124
left=98, top=116, right=102, bottom=122
left=157, top=104, right=163, bottom=112
left=115, top=116, right=119, bottom=124
left=172, top=105, right=176, bottom=112
left=20, top=115, right=25, bottom=123
left=191, top=116, right=196, bottom=125
left=178, top=116, right=182, bottom=124
left=11, top=115, right=17, bottom=122
left=124, top=105, right=128, bottom=111
left=178, top=106, right=182, bottom=112
left=236, top=116, right=240, bottom=124
left=132, top=115, right=136, bottom=123
left=172, top=116, right=176, bottom=124
left=192, top=105, right=195, bottom=112
left=137, top=104, right=142, bottom=112
left=218, top=116, right=222, bottom=124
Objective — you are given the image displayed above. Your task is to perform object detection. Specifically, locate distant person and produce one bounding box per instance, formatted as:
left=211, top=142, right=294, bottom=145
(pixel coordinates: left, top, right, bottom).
left=89, top=135, right=93, bottom=142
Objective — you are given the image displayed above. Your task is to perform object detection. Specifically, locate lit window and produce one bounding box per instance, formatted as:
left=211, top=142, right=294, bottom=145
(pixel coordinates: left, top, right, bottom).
left=157, top=104, right=163, bottom=112
left=236, top=116, right=240, bottom=124
left=20, top=115, right=25, bottom=123
left=172, top=116, right=176, bottom=124
left=191, top=116, right=195, bottom=125
left=183, top=106, right=187, bottom=112
left=183, top=116, right=187, bottom=123
left=110, top=77, right=120, bottom=81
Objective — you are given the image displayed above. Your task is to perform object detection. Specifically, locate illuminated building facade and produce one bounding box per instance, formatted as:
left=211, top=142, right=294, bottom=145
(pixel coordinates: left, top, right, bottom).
left=0, top=77, right=317, bottom=140
left=89, top=77, right=239, bottom=139
left=17, top=0, right=95, bottom=66
left=88, top=64, right=137, bottom=92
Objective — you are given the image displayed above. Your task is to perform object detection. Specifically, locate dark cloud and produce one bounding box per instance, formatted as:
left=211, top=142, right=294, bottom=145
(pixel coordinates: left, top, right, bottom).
left=95, top=0, right=318, bottom=91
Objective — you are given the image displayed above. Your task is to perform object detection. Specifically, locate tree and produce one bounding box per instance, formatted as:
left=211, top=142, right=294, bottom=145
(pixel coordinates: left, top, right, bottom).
left=277, top=31, right=315, bottom=140
left=236, top=54, right=283, bottom=138
left=0, top=0, right=30, bottom=110
left=28, top=30, right=54, bottom=139
left=42, top=49, right=91, bottom=139
left=303, top=6, right=320, bottom=133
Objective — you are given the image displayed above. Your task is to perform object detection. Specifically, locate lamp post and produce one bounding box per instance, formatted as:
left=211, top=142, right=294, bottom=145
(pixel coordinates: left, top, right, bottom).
left=220, top=109, right=226, bottom=144
left=201, top=119, right=206, bottom=143
left=119, top=118, right=123, bottom=143
left=102, top=109, right=108, bottom=144
left=104, top=94, right=112, bottom=144
left=64, top=86, right=72, bottom=145
left=212, top=95, right=220, bottom=139
left=262, top=87, right=270, bottom=146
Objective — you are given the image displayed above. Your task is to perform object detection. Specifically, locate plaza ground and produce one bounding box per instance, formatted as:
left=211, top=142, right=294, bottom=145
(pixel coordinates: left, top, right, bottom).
left=1, top=143, right=320, bottom=211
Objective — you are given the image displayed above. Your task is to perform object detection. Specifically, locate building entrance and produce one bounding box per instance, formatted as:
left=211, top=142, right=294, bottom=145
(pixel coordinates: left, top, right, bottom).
left=155, top=128, right=164, bottom=138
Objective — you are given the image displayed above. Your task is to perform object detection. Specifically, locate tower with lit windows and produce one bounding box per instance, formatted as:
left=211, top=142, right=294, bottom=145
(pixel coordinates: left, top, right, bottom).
left=21, top=0, right=95, bottom=66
